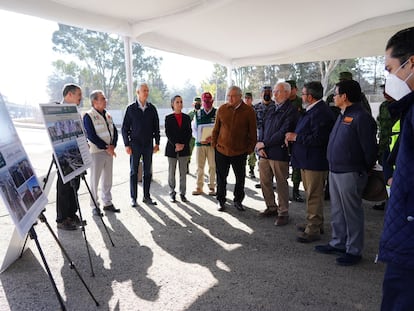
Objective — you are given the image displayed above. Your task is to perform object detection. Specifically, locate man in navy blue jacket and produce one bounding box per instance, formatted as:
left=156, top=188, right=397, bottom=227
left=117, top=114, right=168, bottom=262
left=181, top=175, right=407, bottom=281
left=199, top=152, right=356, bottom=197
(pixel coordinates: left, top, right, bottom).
left=285, top=81, right=335, bottom=243
left=378, top=27, right=414, bottom=311
left=256, top=82, right=299, bottom=226
left=315, top=79, right=377, bottom=266
left=122, top=83, right=160, bottom=207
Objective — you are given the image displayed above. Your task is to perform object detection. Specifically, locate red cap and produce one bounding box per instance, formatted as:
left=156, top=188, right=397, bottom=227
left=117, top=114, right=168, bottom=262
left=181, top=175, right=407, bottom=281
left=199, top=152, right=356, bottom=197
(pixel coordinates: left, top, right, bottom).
left=201, top=92, right=213, bottom=102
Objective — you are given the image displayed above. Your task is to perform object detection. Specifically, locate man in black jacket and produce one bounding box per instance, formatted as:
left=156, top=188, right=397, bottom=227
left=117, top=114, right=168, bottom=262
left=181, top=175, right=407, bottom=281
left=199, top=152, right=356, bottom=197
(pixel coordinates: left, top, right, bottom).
left=122, top=83, right=160, bottom=207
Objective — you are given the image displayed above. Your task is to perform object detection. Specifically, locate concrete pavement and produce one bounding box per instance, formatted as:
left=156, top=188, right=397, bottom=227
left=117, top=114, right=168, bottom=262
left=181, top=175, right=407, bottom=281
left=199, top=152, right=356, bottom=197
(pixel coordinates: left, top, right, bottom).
left=0, top=125, right=386, bottom=310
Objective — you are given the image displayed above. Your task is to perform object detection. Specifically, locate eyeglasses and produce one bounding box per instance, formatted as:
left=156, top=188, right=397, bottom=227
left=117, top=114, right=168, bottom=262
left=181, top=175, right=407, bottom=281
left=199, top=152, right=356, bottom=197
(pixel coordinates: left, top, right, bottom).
left=333, top=93, right=341, bottom=97
left=301, top=93, right=308, bottom=96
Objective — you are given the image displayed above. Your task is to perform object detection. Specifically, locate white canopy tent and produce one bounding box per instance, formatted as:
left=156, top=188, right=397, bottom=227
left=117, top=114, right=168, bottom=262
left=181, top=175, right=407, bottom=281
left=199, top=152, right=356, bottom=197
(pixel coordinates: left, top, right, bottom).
left=1, top=0, right=413, bottom=98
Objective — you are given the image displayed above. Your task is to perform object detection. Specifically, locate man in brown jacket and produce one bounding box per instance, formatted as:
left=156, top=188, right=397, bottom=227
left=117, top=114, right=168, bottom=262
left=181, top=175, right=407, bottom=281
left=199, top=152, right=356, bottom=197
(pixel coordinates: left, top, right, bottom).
left=211, top=86, right=257, bottom=211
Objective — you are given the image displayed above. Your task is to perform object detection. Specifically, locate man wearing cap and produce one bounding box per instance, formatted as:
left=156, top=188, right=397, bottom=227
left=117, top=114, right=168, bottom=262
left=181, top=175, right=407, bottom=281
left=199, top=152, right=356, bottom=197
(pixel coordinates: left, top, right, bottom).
left=245, top=92, right=257, bottom=178
left=253, top=86, right=275, bottom=188
left=192, top=92, right=217, bottom=195
left=373, top=85, right=395, bottom=210
left=286, top=80, right=305, bottom=203
left=212, top=86, right=257, bottom=212
left=187, top=97, right=202, bottom=174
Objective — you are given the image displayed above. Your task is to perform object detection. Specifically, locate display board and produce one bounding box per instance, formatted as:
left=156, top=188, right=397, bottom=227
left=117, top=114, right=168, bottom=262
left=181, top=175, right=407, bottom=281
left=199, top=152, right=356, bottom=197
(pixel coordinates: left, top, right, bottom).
left=0, top=95, right=48, bottom=238
left=40, top=104, right=91, bottom=184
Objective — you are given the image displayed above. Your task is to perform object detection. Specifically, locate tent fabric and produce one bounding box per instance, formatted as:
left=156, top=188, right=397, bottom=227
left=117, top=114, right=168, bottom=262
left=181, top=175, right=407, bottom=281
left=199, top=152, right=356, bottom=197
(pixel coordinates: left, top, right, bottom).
left=1, top=0, right=414, bottom=66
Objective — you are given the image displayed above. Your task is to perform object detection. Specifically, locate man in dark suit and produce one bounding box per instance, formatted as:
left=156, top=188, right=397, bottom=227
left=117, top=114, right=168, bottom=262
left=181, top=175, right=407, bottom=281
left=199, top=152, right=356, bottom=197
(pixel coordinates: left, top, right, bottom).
left=165, top=95, right=192, bottom=202
left=122, top=82, right=160, bottom=207
left=56, top=83, right=83, bottom=230
left=256, top=82, right=299, bottom=226
left=285, top=81, right=335, bottom=242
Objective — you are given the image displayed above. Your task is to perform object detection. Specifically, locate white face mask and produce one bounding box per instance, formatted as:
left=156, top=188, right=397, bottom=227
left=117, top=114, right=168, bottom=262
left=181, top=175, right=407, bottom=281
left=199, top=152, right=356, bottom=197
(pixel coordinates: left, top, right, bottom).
left=385, top=60, right=413, bottom=100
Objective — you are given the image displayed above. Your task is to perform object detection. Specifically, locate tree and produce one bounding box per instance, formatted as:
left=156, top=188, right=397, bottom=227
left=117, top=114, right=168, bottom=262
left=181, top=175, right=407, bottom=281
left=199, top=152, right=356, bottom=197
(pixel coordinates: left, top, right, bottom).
left=48, top=24, right=165, bottom=108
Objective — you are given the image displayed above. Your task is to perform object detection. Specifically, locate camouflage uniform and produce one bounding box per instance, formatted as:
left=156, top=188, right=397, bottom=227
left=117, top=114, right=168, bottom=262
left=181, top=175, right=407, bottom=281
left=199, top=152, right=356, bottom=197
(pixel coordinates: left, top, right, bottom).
left=187, top=109, right=198, bottom=170
left=289, top=94, right=305, bottom=201
left=377, top=100, right=394, bottom=164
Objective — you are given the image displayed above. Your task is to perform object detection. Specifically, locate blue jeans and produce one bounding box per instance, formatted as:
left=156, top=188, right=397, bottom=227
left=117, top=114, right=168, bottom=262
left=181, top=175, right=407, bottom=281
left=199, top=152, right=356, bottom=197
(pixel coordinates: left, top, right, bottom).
left=130, top=144, right=153, bottom=200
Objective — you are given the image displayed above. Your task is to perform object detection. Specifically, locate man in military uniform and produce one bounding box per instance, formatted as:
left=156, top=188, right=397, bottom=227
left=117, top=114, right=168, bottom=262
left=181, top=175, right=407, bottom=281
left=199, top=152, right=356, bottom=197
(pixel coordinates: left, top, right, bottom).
left=187, top=96, right=202, bottom=174
left=254, top=86, right=275, bottom=188
left=373, top=85, right=396, bottom=210
left=245, top=92, right=257, bottom=178
left=286, top=80, right=304, bottom=202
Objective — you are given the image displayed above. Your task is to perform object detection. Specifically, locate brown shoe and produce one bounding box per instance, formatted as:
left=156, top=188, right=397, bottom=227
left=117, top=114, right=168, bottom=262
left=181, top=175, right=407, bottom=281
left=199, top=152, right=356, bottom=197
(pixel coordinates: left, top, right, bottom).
left=208, top=188, right=216, bottom=196
left=296, top=232, right=321, bottom=243
left=192, top=188, right=204, bottom=195
left=275, top=215, right=289, bottom=226
left=261, top=208, right=278, bottom=217
left=296, top=223, right=325, bottom=234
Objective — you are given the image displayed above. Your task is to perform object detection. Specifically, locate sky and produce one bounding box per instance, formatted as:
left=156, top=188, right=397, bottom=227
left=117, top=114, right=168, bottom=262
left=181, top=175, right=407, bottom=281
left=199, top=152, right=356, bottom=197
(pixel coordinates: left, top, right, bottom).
left=0, top=9, right=214, bottom=105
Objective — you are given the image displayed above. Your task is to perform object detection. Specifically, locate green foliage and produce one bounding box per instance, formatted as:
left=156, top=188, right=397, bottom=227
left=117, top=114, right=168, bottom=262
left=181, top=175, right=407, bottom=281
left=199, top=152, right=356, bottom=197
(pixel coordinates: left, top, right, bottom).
left=48, top=24, right=166, bottom=108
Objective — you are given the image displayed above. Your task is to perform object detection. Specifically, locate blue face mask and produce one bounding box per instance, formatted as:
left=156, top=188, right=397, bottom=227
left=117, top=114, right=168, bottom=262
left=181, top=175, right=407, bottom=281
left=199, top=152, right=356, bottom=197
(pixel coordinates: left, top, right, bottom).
left=385, top=59, right=413, bottom=100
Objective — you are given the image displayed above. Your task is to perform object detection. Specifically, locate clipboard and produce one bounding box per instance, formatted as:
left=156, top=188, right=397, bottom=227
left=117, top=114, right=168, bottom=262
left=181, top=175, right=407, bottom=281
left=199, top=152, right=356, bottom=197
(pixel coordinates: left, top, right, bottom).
left=197, top=124, right=214, bottom=142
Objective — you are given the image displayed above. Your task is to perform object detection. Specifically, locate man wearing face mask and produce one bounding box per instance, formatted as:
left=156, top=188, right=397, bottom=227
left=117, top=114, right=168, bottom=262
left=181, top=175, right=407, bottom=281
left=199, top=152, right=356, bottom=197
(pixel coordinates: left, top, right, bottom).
left=285, top=81, right=335, bottom=242
left=253, top=86, right=275, bottom=188
left=187, top=97, right=202, bottom=174
left=192, top=92, right=217, bottom=196
left=378, top=27, right=414, bottom=311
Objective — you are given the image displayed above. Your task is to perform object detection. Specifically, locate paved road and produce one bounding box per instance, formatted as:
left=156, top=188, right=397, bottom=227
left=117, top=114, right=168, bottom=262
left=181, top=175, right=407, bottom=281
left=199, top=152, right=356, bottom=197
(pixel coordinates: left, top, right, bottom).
left=0, top=125, right=386, bottom=311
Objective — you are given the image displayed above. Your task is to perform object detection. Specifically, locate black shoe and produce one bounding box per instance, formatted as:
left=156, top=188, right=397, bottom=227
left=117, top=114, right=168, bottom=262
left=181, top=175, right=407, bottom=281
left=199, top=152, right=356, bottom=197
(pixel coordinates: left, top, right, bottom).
left=292, top=191, right=304, bottom=202
left=170, top=194, right=176, bottom=203
left=372, top=202, right=386, bottom=210
left=315, top=244, right=346, bottom=255
left=249, top=168, right=256, bottom=179
left=217, top=201, right=226, bottom=212
left=143, top=197, right=157, bottom=205
left=336, top=253, right=362, bottom=266
left=103, top=204, right=120, bottom=213
left=92, top=207, right=103, bottom=216
left=71, top=215, right=87, bottom=227
left=57, top=219, right=77, bottom=231
left=131, top=199, right=138, bottom=207
left=234, top=201, right=245, bottom=211
left=180, top=194, right=188, bottom=202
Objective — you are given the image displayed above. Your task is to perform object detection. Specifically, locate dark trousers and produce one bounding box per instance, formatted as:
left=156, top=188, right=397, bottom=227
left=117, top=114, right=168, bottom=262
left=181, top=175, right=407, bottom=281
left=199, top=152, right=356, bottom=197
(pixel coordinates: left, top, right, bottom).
left=381, top=262, right=414, bottom=311
left=130, top=144, right=153, bottom=200
left=215, top=150, right=247, bottom=204
left=56, top=174, right=80, bottom=222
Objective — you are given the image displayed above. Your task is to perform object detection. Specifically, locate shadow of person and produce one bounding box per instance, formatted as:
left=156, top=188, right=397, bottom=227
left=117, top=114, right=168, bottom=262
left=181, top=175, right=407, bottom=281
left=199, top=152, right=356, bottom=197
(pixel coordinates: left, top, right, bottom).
left=54, top=212, right=159, bottom=310
left=0, top=249, right=63, bottom=310
left=100, top=213, right=160, bottom=302
left=136, top=198, right=253, bottom=300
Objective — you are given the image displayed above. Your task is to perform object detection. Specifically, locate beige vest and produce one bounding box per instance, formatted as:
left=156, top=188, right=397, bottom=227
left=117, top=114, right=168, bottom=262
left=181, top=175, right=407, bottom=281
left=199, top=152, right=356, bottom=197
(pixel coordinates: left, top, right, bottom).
left=86, top=108, right=115, bottom=153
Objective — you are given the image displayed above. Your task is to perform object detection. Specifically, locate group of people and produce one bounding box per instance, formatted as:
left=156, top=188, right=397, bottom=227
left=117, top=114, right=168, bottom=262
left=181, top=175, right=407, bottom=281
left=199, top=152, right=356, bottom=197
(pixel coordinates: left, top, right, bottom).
left=53, top=26, right=414, bottom=310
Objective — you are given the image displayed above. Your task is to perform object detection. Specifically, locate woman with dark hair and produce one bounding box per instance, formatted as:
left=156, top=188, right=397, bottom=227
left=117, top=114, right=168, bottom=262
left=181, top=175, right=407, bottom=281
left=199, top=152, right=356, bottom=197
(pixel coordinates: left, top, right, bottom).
left=164, top=95, right=192, bottom=203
